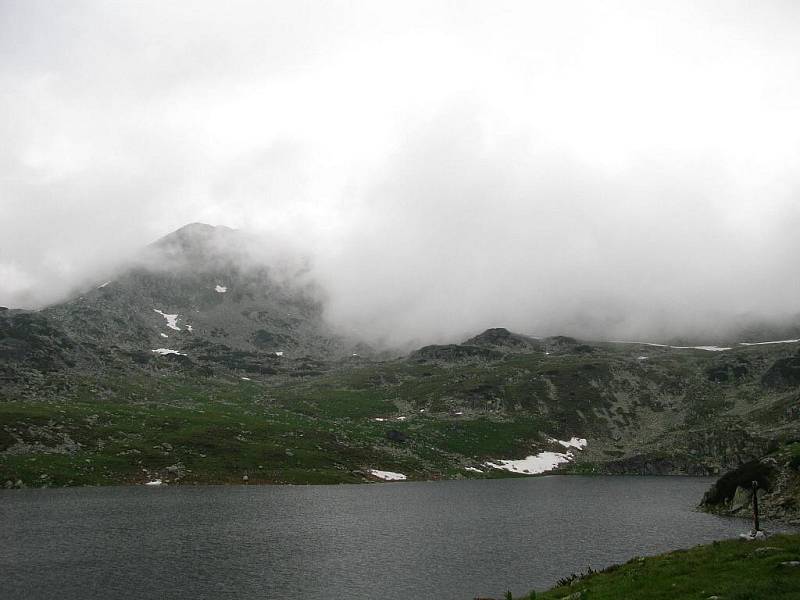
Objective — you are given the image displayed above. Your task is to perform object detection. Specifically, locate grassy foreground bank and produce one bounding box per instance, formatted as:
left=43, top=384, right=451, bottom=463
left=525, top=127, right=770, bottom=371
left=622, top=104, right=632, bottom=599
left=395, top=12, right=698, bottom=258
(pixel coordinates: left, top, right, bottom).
left=506, top=534, right=800, bottom=600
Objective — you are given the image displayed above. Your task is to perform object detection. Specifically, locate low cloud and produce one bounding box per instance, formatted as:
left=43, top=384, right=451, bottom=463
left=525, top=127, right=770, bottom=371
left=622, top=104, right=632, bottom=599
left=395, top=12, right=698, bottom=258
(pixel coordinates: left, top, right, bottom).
left=312, top=110, right=800, bottom=347
left=2, top=1, right=799, bottom=346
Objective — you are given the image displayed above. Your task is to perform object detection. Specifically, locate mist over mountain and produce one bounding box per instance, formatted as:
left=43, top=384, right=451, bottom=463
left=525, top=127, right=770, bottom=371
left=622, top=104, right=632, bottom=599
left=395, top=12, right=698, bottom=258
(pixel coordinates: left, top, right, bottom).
left=4, top=219, right=800, bottom=493
left=3, top=221, right=799, bottom=352
left=3, top=1, right=800, bottom=348
left=6, top=5, right=800, bottom=597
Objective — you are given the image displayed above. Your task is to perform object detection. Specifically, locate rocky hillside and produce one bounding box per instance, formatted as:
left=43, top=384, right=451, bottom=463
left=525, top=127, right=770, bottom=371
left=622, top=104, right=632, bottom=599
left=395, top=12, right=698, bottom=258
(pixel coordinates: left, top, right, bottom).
left=701, top=440, right=800, bottom=524
left=1, top=224, right=361, bottom=383
left=2, top=224, right=800, bottom=488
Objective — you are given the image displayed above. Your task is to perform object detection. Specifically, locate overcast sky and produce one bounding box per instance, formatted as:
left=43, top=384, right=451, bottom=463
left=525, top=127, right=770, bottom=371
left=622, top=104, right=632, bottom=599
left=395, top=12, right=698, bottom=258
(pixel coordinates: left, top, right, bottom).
left=2, top=1, right=800, bottom=344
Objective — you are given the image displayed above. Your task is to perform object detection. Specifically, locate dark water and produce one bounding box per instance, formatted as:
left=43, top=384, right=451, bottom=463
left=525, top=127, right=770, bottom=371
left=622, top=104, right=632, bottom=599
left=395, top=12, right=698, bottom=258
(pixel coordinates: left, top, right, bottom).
left=1, top=476, right=788, bottom=600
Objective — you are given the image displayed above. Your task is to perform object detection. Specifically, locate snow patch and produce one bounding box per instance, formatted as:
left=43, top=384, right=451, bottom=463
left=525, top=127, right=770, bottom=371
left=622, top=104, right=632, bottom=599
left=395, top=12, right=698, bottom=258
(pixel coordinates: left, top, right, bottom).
left=215, top=284, right=227, bottom=293
left=557, top=437, right=588, bottom=450
left=160, top=333, right=168, bottom=338
left=152, top=348, right=186, bottom=356
left=145, top=479, right=163, bottom=486
left=98, top=281, right=111, bottom=288
left=670, top=345, right=732, bottom=352
left=488, top=437, right=587, bottom=474
left=153, top=309, right=180, bottom=331
left=369, top=469, right=407, bottom=481
left=612, top=340, right=731, bottom=351
left=464, top=466, right=484, bottom=473
left=486, top=452, right=573, bottom=475
left=186, top=324, right=193, bottom=332
left=637, top=356, right=648, bottom=361
left=373, top=417, right=386, bottom=422
left=275, top=351, right=284, bottom=357
left=740, top=339, right=800, bottom=346
left=240, top=377, right=251, bottom=381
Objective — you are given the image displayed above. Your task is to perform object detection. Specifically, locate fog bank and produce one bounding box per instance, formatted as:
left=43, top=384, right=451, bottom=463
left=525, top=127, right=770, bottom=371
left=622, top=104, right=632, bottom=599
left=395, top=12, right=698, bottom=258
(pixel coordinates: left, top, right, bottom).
left=2, top=1, right=800, bottom=345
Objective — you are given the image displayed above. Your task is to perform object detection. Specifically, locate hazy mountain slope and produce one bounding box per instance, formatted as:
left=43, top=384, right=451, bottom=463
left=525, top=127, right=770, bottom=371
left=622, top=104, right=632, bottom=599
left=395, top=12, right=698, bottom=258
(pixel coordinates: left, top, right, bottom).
left=2, top=224, right=800, bottom=488
left=3, top=320, right=800, bottom=487
left=36, top=224, right=357, bottom=370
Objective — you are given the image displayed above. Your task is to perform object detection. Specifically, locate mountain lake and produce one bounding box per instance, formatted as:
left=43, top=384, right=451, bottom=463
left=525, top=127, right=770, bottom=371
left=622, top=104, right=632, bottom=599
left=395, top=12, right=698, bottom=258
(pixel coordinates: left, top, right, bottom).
left=2, top=476, right=793, bottom=600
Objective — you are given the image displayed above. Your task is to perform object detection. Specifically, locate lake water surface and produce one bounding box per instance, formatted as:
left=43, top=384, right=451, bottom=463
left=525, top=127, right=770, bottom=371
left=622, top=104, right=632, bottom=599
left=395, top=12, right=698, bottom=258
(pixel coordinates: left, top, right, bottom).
left=1, top=476, right=786, bottom=600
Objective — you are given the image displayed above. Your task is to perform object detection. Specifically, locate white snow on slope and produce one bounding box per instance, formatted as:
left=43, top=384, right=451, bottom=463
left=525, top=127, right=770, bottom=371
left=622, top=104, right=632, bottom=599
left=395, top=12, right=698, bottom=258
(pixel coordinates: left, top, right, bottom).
left=612, top=341, right=731, bottom=351
left=186, top=324, right=193, bottom=332
left=215, top=285, right=227, bottom=293
left=487, top=437, right=587, bottom=475
left=557, top=437, right=587, bottom=450
left=670, top=345, right=732, bottom=351
left=740, top=339, right=800, bottom=346
left=545, top=436, right=588, bottom=450
left=486, top=452, right=573, bottom=475
left=464, top=466, right=484, bottom=473
left=613, top=339, right=800, bottom=351
left=145, top=479, right=163, bottom=486
left=152, top=348, right=186, bottom=356
left=160, top=333, right=168, bottom=338
left=153, top=309, right=180, bottom=330
left=98, top=281, right=111, bottom=288
left=369, top=469, right=407, bottom=481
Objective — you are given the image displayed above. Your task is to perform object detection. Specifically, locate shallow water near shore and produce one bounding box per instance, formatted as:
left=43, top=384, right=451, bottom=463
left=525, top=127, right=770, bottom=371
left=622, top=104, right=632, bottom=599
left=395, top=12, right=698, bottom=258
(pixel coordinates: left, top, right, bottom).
left=2, top=476, right=791, bottom=600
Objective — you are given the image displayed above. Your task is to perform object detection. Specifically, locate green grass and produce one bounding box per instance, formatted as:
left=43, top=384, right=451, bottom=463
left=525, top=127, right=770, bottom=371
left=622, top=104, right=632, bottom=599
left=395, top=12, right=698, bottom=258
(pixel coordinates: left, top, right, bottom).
left=405, top=416, right=544, bottom=458
left=4, top=341, right=800, bottom=488
left=0, top=388, right=400, bottom=486
left=270, top=386, right=399, bottom=419
left=516, top=534, right=800, bottom=599
left=1, top=372, right=527, bottom=487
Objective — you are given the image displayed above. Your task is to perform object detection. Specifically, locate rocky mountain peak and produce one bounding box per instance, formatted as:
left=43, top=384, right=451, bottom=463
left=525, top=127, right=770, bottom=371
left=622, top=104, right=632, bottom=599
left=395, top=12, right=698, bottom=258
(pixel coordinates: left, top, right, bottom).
left=464, top=327, right=542, bottom=351
left=147, top=223, right=242, bottom=270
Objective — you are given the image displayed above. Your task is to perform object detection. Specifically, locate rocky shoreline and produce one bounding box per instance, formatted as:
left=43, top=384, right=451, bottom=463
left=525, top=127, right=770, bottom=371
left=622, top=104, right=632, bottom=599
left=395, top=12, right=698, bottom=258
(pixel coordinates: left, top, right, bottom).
left=701, top=442, right=800, bottom=525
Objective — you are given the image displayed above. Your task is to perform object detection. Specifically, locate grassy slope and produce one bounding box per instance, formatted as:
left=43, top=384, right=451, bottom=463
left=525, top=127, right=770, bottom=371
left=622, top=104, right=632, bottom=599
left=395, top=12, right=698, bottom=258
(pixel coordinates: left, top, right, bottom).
left=2, top=341, right=799, bottom=488
left=0, top=371, right=533, bottom=486
left=520, top=534, right=800, bottom=600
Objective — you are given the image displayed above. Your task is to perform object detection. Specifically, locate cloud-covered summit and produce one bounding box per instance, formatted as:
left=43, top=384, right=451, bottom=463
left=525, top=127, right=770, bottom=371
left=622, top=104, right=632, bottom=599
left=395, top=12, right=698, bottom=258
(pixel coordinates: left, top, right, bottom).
left=2, top=1, right=800, bottom=346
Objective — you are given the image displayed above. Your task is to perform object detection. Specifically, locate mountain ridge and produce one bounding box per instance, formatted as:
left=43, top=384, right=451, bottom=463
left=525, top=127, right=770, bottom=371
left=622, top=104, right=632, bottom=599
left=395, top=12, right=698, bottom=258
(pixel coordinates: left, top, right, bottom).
left=2, top=223, right=800, bottom=493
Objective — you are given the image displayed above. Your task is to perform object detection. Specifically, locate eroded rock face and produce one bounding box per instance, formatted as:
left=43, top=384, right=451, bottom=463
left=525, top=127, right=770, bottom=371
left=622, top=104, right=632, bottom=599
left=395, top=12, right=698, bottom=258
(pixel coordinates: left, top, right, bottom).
left=762, top=352, right=800, bottom=390
left=463, top=327, right=543, bottom=352
left=706, top=358, right=750, bottom=383
left=599, top=428, right=773, bottom=477
left=702, top=460, right=777, bottom=505
left=602, top=454, right=716, bottom=476
left=701, top=445, right=800, bottom=523
left=409, top=344, right=501, bottom=362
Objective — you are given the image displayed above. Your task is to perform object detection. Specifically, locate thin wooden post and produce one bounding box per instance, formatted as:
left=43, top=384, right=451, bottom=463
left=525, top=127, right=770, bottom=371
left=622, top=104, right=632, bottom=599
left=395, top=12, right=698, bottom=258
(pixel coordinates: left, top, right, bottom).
left=752, top=480, right=760, bottom=532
